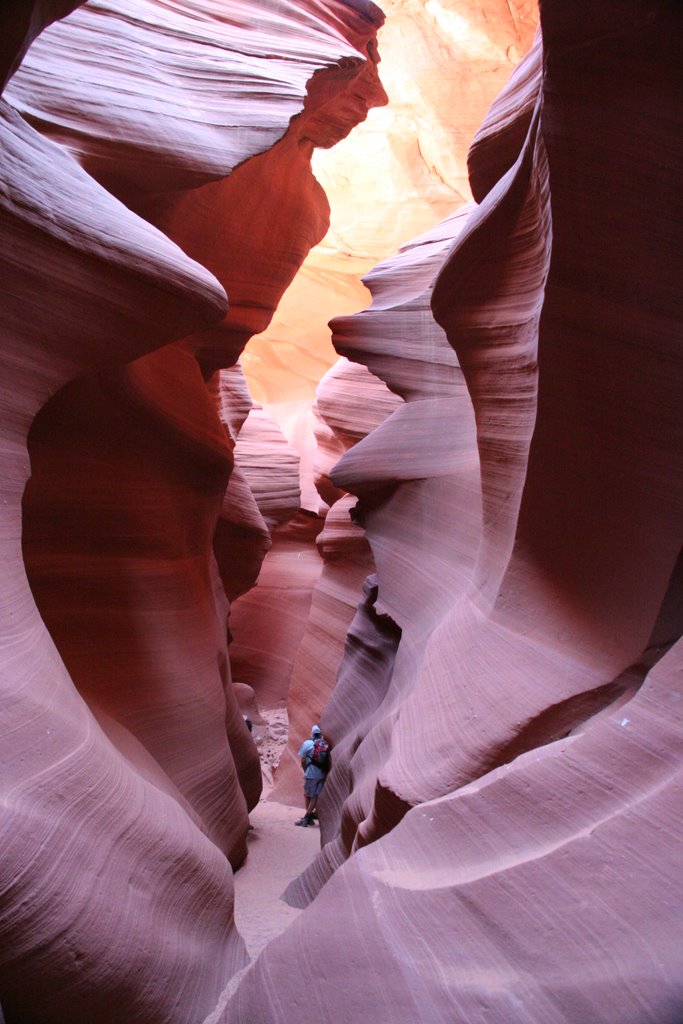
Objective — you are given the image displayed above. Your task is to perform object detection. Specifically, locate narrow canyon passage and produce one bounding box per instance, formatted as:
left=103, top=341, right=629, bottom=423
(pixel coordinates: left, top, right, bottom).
left=2, top=2, right=682, bottom=1023
left=235, top=800, right=320, bottom=959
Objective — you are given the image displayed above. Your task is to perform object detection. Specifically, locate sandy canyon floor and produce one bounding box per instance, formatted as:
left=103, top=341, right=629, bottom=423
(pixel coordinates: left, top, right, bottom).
left=203, top=709, right=320, bottom=1022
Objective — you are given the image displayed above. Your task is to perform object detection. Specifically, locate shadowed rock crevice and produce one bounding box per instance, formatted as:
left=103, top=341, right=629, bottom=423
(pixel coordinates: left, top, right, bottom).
left=22, top=354, right=256, bottom=868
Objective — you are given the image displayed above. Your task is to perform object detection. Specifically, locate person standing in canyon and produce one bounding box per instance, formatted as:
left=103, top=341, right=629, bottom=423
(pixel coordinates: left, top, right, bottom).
left=295, top=724, right=330, bottom=827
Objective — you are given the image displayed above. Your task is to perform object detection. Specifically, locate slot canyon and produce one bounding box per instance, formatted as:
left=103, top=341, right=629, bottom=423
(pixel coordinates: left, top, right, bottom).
left=1, top=0, right=681, bottom=1021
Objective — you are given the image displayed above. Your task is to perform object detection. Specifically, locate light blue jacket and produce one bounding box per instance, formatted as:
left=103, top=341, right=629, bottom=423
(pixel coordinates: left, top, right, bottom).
left=298, top=737, right=326, bottom=780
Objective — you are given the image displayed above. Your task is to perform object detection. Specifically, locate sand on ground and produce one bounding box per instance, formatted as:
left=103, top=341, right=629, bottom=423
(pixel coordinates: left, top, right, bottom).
left=202, top=706, right=320, bottom=1022
left=235, top=798, right=319, bottom=958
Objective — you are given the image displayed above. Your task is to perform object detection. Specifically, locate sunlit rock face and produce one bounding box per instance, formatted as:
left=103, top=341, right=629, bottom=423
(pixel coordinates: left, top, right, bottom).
left=234, top=6, right=538, bottom=739
left=226, top=3, right=683, bottom=1022
left=1, top=2, right=387, bottom=1020
left=223, top=0, right=537, bottom=778
left=243, top=0, right=538, bottom=409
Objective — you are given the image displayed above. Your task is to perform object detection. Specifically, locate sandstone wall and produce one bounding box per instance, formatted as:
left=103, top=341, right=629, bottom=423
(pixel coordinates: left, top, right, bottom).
left=1, top=2, right=387, bottom=1020
left=227, top=3, right=683, bottom=1021
left=1, top=1, right=681, bottom=1022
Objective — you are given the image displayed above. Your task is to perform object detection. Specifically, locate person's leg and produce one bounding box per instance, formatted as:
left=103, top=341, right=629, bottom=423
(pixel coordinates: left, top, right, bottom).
left=296, top=780, right=322, bottom=826
left=306, top=780, right=324, bottom=821
left=296, top=779, right=315, bottom=826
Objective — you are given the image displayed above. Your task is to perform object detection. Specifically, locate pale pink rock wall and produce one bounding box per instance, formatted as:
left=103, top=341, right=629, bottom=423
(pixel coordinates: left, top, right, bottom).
left=1, top=2, right=388, bottom=1020
left=227, top=2, right=683, bottom=1021
left=271, top=358, right=402, bottom=804
left=212, top=366, right=273, bottom=605
left=228, top=511, right=325, bottom=710
left=1, top=85, right=244, bottom=1024
left=284, top=204, right=482, bottom=890
left=2, top=1, right=681, bottom=1021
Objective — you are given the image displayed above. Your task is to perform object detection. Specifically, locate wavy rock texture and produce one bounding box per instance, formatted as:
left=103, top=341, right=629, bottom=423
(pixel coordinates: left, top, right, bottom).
left=226, top=3, right=683, bottom=1021
left=1, top=2, right=388, bottom=1021
left=212, top=365, right=272, bottom=605
left=3, top=0, right=682, bottom=1021
left=7, top=0, right=384, bottom=195
left=243, top=0, right=539, bottom=408
left=234, top=643, right=683, bottom=1024
left=271, top=358, right=402, bottom=804
left=233, top=408, right=302, bottom=534
left=230, top=356, right=401, bottom=804
left=284, top=202, right=482, bottom=894
left=1, top=93, right=244, bottom=1024
left=0, top=1, right=82, bottom=90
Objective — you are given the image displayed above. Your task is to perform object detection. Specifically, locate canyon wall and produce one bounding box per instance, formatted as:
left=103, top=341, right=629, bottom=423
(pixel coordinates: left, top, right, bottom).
left=228, top=3, right=683, bottom=1023
left=1, top=2, right=387, bottom=1020
left=244, top=0, right=539, bottom=410
left=1, top=1, right=681, bottom=1023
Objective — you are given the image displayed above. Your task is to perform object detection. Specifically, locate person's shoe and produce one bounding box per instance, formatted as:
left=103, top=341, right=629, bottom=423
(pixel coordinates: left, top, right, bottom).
left=295, top=817, right=309, bottom=827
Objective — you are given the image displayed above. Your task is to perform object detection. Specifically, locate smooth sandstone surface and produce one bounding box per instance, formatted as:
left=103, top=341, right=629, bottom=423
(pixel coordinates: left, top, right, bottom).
left=1, top=1, right=681, bottom=1023
left=1, top=2, right=388, bottom=1021
left=244, top=0, right=538, bottom=408
left=1, top=92, right=244, bottom=1024
left=226, top=3, right=683, bottom=1023
left=284, top=197, right=482, bottom=894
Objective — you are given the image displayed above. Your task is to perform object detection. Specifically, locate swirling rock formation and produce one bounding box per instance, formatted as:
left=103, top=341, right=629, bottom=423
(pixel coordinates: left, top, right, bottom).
left=1, top=86, right=243, bottom=1024
left=212, top=365, right=273, bottom=605
left=245, top=0, right=539, bottom=408
left=1, top=2, right=387, bottom=1020
left=226, top=3, right=683, bottom=1022
left=2, top=0, right=681, bottom=1021
left=271, top=357, right=403, bottom=804
left=284, top=202, right=482, bottom=895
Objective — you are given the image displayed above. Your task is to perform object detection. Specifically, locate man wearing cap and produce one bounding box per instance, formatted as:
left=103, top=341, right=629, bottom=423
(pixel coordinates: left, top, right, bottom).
left=295, top=724, right=329, bottom=827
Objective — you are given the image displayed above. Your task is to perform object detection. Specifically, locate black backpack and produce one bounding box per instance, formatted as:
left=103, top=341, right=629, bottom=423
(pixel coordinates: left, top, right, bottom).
left=309, top=737, right=330, bottom=771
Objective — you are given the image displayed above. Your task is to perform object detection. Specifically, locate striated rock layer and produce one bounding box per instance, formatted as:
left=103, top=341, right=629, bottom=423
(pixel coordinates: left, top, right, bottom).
left=1, top=2, right=388, bottom=1021
left=228, top=3, right=683, bottom=1022
left=2, top=0, right=681, bottom=1021
left=271, top=357, right=403, bottom=804
left=1, top=87, right=243, bottom=1024
left=287, top=201, right=482, bottom=892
